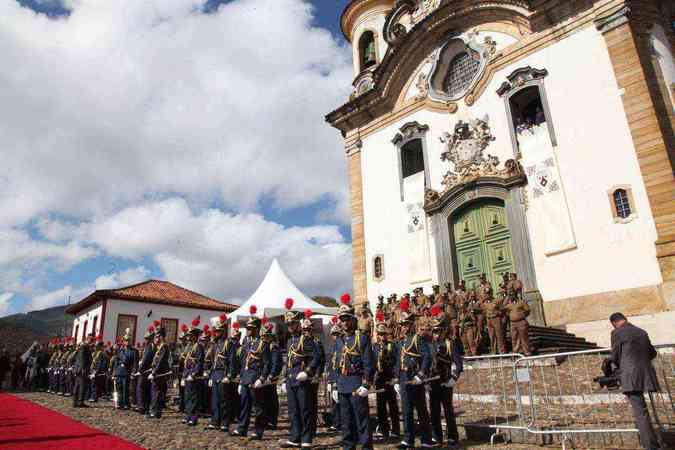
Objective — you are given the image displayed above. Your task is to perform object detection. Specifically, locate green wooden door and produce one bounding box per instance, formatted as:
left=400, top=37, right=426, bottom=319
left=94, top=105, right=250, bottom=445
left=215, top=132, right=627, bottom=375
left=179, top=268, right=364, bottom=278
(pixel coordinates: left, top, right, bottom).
left=452, top=201, right=515, bottom=290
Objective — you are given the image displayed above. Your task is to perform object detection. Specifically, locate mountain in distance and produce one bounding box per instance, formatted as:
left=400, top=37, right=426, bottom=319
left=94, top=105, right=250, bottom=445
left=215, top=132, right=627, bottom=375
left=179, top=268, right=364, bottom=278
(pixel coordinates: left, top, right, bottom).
left=0, top=305, right=73, bottom=354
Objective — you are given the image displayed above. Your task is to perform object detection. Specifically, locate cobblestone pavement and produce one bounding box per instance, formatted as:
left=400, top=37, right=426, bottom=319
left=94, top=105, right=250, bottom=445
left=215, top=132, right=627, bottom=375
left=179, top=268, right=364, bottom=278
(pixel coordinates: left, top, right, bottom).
left=14, top=391, right=570, bottom=450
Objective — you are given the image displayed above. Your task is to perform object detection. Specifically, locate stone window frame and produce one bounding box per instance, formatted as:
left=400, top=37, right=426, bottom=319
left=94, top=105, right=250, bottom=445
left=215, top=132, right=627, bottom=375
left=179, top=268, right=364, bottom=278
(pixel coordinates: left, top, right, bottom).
left=372, top=254, right=385, bottom=282
left=392, top=121, right=431, bottom=201
left=428, top=36, right=488, bottom=102
left=607, top=184, right=638, bottom=224
left=497, top=67, right=558, bottom=157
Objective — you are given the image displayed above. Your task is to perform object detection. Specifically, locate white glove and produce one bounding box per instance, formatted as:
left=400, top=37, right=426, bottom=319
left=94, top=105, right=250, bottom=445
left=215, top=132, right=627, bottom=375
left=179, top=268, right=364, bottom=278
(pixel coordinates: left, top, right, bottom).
left=331, top=389, right=338, bottom=403
left=174, top=380, right=179, bottom=388
left=222, top=377, right=229, bottom=384
left=394, top=383, right=401, bottom=396
left=202, top=371, right=208, bottom=378
left=296, top=371, right=308, bottom=382
left=186, top=375, right=193, bottom=382
left=281, top=383, right=287, bottom=394
left=326, top=382, right=332, bottom=392
left=208, top=379, right=213, bottom=387
left=425, top=383, right=431, bottom=392
left=238, top=385, right=243, bottom=395
left=253, top=378, right=262, bottom=389
left=413, top=375, right=423, bottom=385
left=443, top=378, right=457, bottom=388
left=134, top=372, right=141, bottom=377
left=180, top=379, right=186, bottom=387
left=356, top=386, right=369, bottom=397
left=148, top=374, right=154, bottom=380
left=89, top=374, right=95, bottom=380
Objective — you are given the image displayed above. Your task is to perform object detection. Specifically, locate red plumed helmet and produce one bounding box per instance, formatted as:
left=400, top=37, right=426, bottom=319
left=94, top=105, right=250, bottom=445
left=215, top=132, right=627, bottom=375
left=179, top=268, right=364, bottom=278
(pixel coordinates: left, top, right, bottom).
left=285, top=298, right=294, bottom=310
left=153, top=320, right=161, bottom=327
left=203, top=324, right=210, bottom=332
left=431, top=306, right=441, bottom=317
left=96, top=334, right=103, bottom=341
left=232, top=322, right=240, bottom=330
left=219, top=314, right=227, bottom=323
left=304, top=309, right=313, bottom=319
left=148, top=325, right=155, bottom=332
left=331, top=316, right=338, bottom=324
left=106, top=341, right=111, bottom=347
left=180, top=324, right=189, bottom=333
left=340, top=293, right=351, bottom=305
left=400, top=298, right=410, bottom=312
left=375, top=310, right=385, bottom=323
left=261, top=316, right=268, bottom=325
left=192, top=318, right=200, bottom=328
left=249, top=305, right=257, bottom=315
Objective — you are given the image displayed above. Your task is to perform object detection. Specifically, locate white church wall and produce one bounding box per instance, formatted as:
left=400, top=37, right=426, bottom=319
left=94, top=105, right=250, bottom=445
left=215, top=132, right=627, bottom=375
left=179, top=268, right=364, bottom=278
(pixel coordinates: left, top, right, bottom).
left=650, top=24, right=675, bottom=110
left=72, top=301, right=104, bottom=343
left=102, top=299, right=227, bottom=346
left=359, top=24, right=662, bottom=305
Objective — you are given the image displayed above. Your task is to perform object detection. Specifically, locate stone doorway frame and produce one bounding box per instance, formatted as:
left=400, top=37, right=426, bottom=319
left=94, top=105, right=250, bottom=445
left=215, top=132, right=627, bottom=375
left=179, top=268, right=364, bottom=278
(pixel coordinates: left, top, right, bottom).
left=426, top=176, right=546, bottom=325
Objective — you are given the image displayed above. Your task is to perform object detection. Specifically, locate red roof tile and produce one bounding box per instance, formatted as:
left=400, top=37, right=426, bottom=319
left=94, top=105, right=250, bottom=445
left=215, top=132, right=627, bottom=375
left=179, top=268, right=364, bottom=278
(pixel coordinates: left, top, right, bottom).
left=66, top=280, right=237, bottom=315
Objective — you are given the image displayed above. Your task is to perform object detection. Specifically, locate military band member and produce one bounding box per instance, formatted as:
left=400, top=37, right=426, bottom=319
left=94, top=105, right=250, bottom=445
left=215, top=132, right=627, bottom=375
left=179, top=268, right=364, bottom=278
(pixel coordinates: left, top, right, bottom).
left=129, top=342, right=141, bottom=408
left=65, top=339, right=76, bottom=396
left=72, top=334, right=93, bottom=407
left=308, top=313, right=325, bottom=442
left=199, top=326, right=214, bottom=415
left=326, top=317, right=343, bottom=433
left=225, top=322, right=243, bottom=429
left=89, top=336, right=107, bottom=402
left=234, top=305, right=271, bottom=441
left=429, top=309, right=463, bottom=447
left=47, top=339, right=61, bottom=393
left=206, top=315, right=228, bottom=430
left=135, top=324, right=156, bottom=415
left=335, top=293, right=374, bottom=450
left=113, top=333, right=135, bottom=409
left=480, top=282, right=506, bottom=355
left=372, top=320, right=400, bottom=441
left=282, top=300, right=320, bottom=448
left=183, top=318, right=205, bottom=426
left=148, top=327, right=170, bottom=419
left=395, top=298, right=434, bottom=449
left=504, top=293, right=532, bottom=355
left=265, top=321, right=282, bottom=430
left=176, top=325, right=189, bottom=413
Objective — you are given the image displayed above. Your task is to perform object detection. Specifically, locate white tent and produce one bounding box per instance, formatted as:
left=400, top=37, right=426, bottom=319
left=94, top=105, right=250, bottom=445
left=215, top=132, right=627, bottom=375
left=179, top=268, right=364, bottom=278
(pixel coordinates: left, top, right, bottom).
left=229, top=259, right=338, bottom=323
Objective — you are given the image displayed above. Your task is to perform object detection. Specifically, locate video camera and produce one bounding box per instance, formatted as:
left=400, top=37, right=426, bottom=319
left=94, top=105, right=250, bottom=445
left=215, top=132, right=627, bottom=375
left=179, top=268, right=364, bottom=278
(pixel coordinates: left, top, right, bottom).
left=593, top=357, right=620, bottom=390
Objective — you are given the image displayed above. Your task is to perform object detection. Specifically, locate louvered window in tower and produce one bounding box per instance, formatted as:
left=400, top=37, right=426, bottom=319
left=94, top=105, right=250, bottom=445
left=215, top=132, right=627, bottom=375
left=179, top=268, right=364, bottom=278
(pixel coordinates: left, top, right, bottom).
left=443, top=50, right=480, bottom=98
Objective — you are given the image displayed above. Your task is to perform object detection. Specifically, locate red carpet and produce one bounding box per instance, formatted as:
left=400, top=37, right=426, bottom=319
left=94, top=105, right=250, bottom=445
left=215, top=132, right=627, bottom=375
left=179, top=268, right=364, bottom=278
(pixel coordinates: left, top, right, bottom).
left=0, top=394, right=145, bottom=450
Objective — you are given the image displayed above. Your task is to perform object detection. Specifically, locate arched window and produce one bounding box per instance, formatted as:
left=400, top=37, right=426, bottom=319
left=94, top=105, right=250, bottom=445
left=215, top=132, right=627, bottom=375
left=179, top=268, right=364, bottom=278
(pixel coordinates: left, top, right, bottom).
left=613, top=189, right=631, bottom=218
left=443, top=49, right=480, bottom=98
left=359, top=31, right=377, bottom=71
left=373, top=255, right=384, bottom=281
left=608, top=185, right=636, bottom=223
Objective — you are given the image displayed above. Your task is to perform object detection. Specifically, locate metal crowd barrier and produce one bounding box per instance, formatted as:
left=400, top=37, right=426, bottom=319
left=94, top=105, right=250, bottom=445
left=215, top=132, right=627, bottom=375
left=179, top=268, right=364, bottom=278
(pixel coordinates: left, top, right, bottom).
left=452, top=345, right=675, bottom=448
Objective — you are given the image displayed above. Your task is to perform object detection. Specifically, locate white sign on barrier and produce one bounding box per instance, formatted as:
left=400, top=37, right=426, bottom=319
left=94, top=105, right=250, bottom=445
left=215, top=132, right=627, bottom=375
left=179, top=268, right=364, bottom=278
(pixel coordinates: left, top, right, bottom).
left=515, top=367, right=530, bottom=383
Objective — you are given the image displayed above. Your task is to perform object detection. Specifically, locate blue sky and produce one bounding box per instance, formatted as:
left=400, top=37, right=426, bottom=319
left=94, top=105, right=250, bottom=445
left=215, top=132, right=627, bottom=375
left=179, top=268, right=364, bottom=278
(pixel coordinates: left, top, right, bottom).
left=1, top=0, right=354, bottom=316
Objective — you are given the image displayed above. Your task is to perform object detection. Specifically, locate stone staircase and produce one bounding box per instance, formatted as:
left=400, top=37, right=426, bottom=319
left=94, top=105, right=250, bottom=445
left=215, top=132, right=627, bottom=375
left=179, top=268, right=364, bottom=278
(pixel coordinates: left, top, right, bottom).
left=524, top=325, right=600, bottom=353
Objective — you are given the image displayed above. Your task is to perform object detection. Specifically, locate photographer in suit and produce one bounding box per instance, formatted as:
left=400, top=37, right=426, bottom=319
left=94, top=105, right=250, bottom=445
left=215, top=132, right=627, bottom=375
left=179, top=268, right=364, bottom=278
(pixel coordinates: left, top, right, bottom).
left=609, top=312, right=661, bottom=450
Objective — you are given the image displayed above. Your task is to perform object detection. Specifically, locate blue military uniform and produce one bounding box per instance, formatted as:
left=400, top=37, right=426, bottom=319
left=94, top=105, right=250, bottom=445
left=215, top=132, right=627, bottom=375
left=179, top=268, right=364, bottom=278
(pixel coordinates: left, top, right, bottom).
left=113, top=343, right=136, bottom=409
left=429, top=336, right=463, bottom=445
left=149, top=339, right=170, bottom=418
left=396, top=332, right=433, bottom=448
left=372, top=339, right=400, bottom=439
left=136, top=341, right=155, bottom=414
left=208, top=334, right=228, bottom=429
left=310, top=335, right=326, bottom=440
left=235, top=332, right=271, bottom=438
left=327, top=333, right=343, bottom=431
left=183, top=337, right=205, bottom=426
left=285, top=333, right=321, bottom=446
left=335, top=329, right=375, bottom=450
left=72, top=341, right=92, bottom=407
left=89, top=344, right=108, bottom=402
left=265, top=336, right=282, bottom=429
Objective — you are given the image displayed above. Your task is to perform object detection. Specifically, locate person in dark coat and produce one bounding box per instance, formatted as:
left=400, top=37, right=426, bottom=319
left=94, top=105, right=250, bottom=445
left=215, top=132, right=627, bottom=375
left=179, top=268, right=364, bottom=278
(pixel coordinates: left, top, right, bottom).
left=609, top=312, right=661, bottom=450
left=136, top=325, right=157, bottom=415
left=72, top=335, right=93, bottom=407
left=182, top=318, right=205, bottom=426
left=149, top=327, right=170, bottom=418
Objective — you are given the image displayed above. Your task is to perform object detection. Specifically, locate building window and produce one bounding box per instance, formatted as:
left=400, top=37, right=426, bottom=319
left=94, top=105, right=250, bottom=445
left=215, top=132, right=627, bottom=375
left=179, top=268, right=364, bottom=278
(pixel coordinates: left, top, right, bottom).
left=373, top=254, right=385, bottom=282
left=74, top=324, right=79, bottom=341
left=401, top=139, right=425, bottom=179
left=509, top=86, right=547, bottom=135
left=608, top=185, right=637, bottom=223
left=161, top=318, right=178, bottom=344
left=359, top=31, right=377, bottom=71
left=443, top=50, right=481, bottom=98
left=92, top=316, right=98, bottom=336
left=82, top=320, right=88, bottom=342
left=116, top=314, right=137, bottom=345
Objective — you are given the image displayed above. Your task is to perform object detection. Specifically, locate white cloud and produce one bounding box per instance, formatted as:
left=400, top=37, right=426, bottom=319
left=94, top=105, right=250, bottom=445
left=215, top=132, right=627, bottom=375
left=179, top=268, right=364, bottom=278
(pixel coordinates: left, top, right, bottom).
left=94, top=266, right=150, bottom=290
left=86, top=197, right=351, bottom=301
left=29, top=286, right=73, bottom=312
left=0, top=0, right=352, bottom=227
left=0, top=292, right=14, bottom=317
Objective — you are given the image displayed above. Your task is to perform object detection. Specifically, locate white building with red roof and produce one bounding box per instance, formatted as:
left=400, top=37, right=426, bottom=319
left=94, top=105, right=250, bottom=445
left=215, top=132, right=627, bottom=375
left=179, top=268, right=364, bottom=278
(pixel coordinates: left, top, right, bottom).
left=65, top=280, right=237, bottom=346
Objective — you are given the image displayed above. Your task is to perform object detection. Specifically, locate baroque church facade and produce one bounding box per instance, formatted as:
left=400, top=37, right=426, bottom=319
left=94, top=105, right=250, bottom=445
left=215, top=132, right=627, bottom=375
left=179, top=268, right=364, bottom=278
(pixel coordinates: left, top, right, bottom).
left=326, top=0, right=675, bottom=344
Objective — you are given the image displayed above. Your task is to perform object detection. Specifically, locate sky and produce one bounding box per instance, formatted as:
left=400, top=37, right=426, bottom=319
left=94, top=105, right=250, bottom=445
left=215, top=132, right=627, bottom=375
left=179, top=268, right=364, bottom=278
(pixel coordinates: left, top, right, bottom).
left=0, top=0, right=355, bottom=316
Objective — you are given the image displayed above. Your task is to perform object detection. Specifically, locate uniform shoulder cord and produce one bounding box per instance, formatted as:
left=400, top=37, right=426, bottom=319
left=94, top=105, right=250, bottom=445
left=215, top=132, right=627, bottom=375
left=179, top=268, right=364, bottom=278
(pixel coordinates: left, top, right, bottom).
left=340, top=332, right=361, bottom=375
left=286, top=335, right=305, bottom=369
left=400, top=335, right=422, bottom=370
left=245, top=338, right=264, bottom=370
left=152, top=343, right=165, bottom=366
left=90, top=350, right=101, bottom=371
